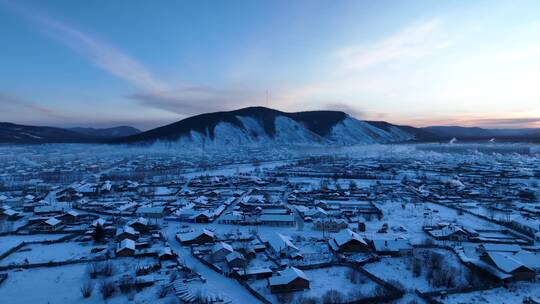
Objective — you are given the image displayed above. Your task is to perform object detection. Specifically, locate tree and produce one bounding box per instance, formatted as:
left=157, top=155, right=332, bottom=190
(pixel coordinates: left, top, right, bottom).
left=92, top=223, right=105, bottom=242
left=99, top=279, right=115, bottom=299
left=322, top=289, right=344, bottom=303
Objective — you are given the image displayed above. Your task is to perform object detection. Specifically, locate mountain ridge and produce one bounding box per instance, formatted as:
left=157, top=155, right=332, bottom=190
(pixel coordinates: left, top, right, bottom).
left=2, top=107, right=540, bottom=144
left=115, top=107, right=423, bottom=145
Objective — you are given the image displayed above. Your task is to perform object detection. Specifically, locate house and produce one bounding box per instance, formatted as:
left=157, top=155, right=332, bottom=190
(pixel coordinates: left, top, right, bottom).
left=313, top=218, right=347, bottom=232
left=189, top=212, right=211, bottom=223
left=219, top=212, right=245, bottom=225
left=513, top=251, right=540, bottom=273
left=158, top=247, right=174, bottom=260
left=58, top=210, right=80, bottom=224
left=211, top=242, right=234, bottom=261
left=177, top=228, right=215, bottom=245
left=236, top=267, right=273, bottom=280
left=136, top=206, right=167, bottom=219
left=39, top=217, right=62, bottom=231
left=303, top=207, right=328, bottom=219
left=372, top=237, right=412, bottom=256
left=127, top=217, right=149, bottom=232
left=116, top=239, right=136, bottom=257
left=269, top=267, right=310, bottom=293
left=115, top=226, right=140, bottom=242
left=34, top=205, right=63, bottom=216
left=427, top=224, right=471, bottom=241
left=1, top=208, right=22, bottom=220
left=266, top=233, right=300, bottom=258
left=481, top=251, right=535, bottom=281
left=226, top=251, right=247, bottom=268
left=259, top=214, right=296, bottom=227
left=478, top=244, right=521, bottom=255
left=328, top=229, right=370, bottom=253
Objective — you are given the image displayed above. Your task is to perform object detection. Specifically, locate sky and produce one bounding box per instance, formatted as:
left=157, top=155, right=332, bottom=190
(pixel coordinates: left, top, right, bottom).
left=1, top=0, right=540, bottom=130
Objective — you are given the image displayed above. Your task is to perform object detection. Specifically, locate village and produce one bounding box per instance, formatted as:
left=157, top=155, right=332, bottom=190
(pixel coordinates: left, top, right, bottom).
left=0, top=143, right=539, bottom=304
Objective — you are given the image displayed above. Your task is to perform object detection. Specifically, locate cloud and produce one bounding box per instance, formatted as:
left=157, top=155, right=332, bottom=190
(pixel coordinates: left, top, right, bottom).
left=335, top=19, right=453, bottom=71
left=129, top=87, right=265, bottom=116
left=0, top=91, right=67, bottom=119
left=7, top=2, right=267, bottom=117
left=321, top=102, right=365, bottom=118
left=463, top=117, right=540, bottom=128
left=6, top=2, right=164, bottom=92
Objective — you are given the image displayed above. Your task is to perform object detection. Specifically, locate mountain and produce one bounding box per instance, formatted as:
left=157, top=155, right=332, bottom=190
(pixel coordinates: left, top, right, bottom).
left=116, top=106, right=426, bottom=146
left=70, top=126, right=141, bottom=138
left=0, top=123, right=140, bottom=143
left=421, top=126, right=540, bottom=142
left=0, top=122, right=99, bottom=143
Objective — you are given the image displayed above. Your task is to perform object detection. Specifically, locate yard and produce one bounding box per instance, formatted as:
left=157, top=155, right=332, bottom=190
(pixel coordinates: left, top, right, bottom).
left=250, top=266, right=381, bottom=303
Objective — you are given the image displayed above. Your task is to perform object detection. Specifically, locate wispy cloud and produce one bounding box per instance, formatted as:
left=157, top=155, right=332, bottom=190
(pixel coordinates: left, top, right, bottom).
left=7, top=2, right=265, bottom=116
left=7, top=2, right=164, bottom=92
left=335, top=19, right=452, bottom=71
left=129, top=87, right=265, bottom=116
left=0, top=91, right=66, bottom=119
left=463, top=117, right=540, bottom=128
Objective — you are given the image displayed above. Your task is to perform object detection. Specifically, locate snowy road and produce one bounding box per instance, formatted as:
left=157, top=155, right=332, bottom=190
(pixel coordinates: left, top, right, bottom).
left=164, top=228, right=262, bottom=304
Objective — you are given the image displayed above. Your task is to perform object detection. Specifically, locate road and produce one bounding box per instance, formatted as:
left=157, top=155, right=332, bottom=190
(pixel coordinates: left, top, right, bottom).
left=163, top=227, right=262, bottom=304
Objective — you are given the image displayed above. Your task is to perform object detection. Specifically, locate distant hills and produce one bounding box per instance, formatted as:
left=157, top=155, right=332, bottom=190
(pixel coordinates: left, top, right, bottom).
left=0, top=122, right=140, bottom=143
left=423, top=126, right=540, bottom=142
left=69, top=126, right=141, bottom=138
left=1, top=106, right=539, bottom=144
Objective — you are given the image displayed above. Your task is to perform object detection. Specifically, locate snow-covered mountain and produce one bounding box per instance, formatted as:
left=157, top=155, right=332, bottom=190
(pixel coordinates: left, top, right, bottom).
left=117, top=107, right=428, bottom=146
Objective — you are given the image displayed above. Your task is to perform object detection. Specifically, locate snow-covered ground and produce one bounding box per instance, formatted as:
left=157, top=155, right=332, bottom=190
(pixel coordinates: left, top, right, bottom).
left=0, top=242, right=94, bottom=266
left=0, top=263, right=175, bottom=304
left=0, top=234, right=70, bottom=256
left=442, top=282, right=540, bottom=304
left=250, top=266, right=380, bottom=303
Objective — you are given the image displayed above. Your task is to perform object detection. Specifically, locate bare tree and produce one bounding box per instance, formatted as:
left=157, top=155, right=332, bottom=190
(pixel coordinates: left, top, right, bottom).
left=80, top=280, right=93, bottom=298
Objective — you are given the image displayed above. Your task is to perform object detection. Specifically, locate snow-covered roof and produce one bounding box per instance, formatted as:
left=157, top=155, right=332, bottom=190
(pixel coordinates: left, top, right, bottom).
left=266, top=233, right=299, bottom=253
left=66, top=210, right=80, bottom=217
left=269, top=267, right=310, bottom=286
left=119, top=239, right=136, bottom=250
left=3, top=209, right=18, bottom=216
left=45, top=217, right=61, bottom=226
left=429, top=225, right=468, bottom=238
left=259, top=214, right=295, bottom=222
left=91, top=218, right=106, bottom=227
left=116, top=226, right=138, bottom=236
left=333, top=229, right=367, bottom=247
left=159, top=247, right=173, bottom=257
left=136, top=206, right=165, bottom=214
left=480, top=244, right=521, bottom=253
left=128, top=217, right=149, bottom=226
left=514, top=251, right=540, bottom=270
left=486, top=251, right=529, bottom=273
left=212, top=242, right=234, bottom=254
left=226, top=251, right=245, bottom=262
left=237, top=267, right=272, bottom=275
left=178, top=228, right=215, bottom=242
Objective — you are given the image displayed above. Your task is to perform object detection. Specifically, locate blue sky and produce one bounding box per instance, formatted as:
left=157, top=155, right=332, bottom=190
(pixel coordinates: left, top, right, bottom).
left=1, top=0, right=540, bottom=130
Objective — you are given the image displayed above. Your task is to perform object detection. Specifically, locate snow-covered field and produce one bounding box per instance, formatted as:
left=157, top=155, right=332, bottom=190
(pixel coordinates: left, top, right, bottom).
left=0, top=263, right=175, bottom=304
left=442, top=283, right=540, bottom=304
left=250, top=266, right=380, bottom=303
left=0, top=234, right=70, bottom=256
left=0, top=242, right=94, bottom=266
